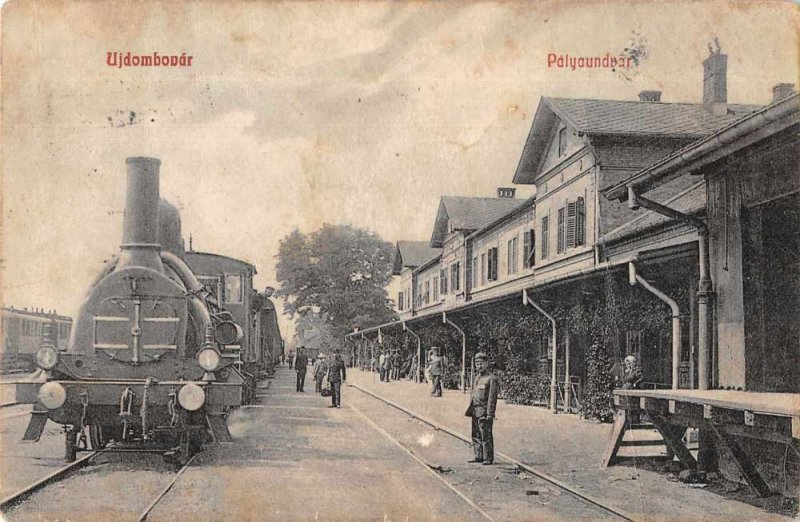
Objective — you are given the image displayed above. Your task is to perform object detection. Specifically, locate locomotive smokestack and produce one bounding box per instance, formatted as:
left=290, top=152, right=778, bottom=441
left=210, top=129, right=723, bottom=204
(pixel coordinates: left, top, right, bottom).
left=118, top=157, right=164, bottom=272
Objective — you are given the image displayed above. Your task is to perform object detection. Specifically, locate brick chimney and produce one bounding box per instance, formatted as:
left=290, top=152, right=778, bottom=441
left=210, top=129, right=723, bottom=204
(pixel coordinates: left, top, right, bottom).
left=772, top=83, right=796, bottom=103
left=638, top=90, right=662, bottom=102
left=497, top=187, right=516, bottom=198
left=703, top=41, right=727, bottom=113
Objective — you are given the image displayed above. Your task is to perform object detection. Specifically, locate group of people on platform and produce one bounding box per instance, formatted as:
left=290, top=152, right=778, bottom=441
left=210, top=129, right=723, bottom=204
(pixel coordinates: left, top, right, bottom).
left=284, top=346, right=347, bottom=408
left=281, top=341, right=643, bottom=467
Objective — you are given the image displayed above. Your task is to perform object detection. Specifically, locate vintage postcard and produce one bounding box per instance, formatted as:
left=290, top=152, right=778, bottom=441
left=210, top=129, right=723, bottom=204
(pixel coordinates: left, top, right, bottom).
left=1, top=1, right=798, bottom=520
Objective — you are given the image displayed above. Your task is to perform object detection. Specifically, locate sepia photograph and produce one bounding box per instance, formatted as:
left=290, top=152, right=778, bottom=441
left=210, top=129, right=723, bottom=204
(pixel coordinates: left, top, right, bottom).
left=1, top=1, right=798, bottom=520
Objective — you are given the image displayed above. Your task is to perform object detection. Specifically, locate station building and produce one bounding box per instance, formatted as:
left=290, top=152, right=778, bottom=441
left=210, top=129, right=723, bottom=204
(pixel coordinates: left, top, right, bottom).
left=349, top=48, right=798, bottom=495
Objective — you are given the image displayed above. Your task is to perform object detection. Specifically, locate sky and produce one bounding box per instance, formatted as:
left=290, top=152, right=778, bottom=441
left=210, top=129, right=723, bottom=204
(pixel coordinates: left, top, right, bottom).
left=1, top=0, right=798, bottom=342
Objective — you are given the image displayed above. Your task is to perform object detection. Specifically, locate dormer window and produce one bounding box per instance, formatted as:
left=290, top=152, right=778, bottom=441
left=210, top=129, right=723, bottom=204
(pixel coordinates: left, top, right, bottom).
left=558, top=127, right=567, bottom=156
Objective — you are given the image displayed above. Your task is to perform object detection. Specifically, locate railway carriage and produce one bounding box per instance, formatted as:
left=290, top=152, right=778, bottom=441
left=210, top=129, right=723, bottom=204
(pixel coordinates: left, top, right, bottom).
left=17, top=157, right=280, bottom=463
left=1, top=308, right=72, bottom=373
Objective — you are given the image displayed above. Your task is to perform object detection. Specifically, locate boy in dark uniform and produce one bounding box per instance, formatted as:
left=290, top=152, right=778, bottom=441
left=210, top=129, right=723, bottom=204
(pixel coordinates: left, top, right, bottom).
left=465, top=352, right=499, bottom=465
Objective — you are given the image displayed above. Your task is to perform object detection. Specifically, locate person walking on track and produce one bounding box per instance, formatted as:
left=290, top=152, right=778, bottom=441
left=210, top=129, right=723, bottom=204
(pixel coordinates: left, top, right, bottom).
left=327, top=348, right=347, bottom=408
left=295, top=347, right=309, bottom=392
left=313, top=352, right=328, bottom=393
left=466, top=352, right=499, bottom=465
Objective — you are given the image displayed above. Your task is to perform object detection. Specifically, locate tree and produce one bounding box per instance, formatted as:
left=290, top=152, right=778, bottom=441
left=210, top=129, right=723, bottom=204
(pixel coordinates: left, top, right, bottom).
left=276, top=224, right=397, bottom=349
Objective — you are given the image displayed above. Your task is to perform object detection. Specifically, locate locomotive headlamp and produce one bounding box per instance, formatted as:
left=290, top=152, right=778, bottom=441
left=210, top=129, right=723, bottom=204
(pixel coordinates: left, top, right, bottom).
left=178, top=383, right=206, bottom=411
left=35, top=346, right=59, bottom=370
left=197, top=348, right=221, bottom=371
left=38, top=382, right=67, bottom=410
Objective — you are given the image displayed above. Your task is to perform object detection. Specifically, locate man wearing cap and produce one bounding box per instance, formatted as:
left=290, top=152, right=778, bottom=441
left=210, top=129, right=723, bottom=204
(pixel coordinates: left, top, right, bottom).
left=466, top=352, right=499, bottom=465
left=313, top=352, right=328, bottom=394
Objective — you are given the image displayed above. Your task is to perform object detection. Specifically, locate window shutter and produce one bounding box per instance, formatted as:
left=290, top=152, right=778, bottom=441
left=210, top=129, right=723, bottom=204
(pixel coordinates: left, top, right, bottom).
left=398, top=291, right=403, bottom=311
left=557, top=207, right=565, bottom=253
left=541, top=218, right=549, bottom=259
left=523, top=232, right=529, bottom=267
left=490, top=248, right=498, bottom=281
left=576, top=197, right=586, bottom=246
left=566, top=201, right=577, bottom=249
left=507, top=239, right=513, bottom=275
left=529, top=229, right=536, bottom=267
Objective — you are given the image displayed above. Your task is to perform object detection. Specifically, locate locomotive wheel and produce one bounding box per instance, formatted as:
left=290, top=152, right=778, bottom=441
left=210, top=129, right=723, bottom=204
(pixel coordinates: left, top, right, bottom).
left=90, top=425, right=121, bottom=449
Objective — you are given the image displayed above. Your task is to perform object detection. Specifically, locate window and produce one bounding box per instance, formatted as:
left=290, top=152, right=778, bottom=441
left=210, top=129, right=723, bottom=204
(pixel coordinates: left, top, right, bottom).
left=224, top=274, right=243, bottom=304
left=558, top=127, right=567, bottom=156
left=451, top=262, right=461, bottom=292
left=433, top=276, right=439, bottom=302
left=472, top=256, right=478, bottom=288
left=398, top=291, right=404, bottom=311
left=198, top=275, right=221, bottom=300
left=541, top=217, right=550, bottom=259
left=523, top=229, right=536, bottom=268
left=558, top=197, right=587, bottom=253
left=440, top=269, right=448, bottom=295
left=507, top=237, right=518, bottom=275
left=423, top=281, right=430, bottom=305
left=481, top=253, right=487, bottom=285
left=487, top=247, right=498, bottom=282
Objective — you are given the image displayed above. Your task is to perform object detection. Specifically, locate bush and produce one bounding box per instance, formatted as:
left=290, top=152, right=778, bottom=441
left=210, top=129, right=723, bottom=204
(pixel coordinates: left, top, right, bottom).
left=579, top=342, right=615, bottom=422
left=503, top=371, right=550, bottom=406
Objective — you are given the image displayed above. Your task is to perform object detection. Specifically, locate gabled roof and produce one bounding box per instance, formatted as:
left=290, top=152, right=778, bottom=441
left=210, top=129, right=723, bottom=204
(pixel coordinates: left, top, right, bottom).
left=602, top=181, right=706, bottom=244
left=514, top=96, right=759, bottom=184
left=392, top=241, right=442, bottom=275
left=546, top=98, right=757, bottom=137
left=604, top=93, right=799, bottom=201
left=430, top=196, right=527, bottom=247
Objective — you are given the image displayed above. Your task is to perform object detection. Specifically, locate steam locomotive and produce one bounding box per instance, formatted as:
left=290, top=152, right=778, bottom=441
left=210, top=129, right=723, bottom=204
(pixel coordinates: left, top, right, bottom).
left=18, top=157, right=282, bottom=463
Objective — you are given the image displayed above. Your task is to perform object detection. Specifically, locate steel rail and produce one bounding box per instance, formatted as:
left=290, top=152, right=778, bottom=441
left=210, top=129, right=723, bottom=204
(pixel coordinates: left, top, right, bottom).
left=137, top=453, right=198, bottom=521
left=349, top=403, right=497, bottom=522
left=349, top=383, right=638, bottom=522
left=0, top=448, right=105, bottom=512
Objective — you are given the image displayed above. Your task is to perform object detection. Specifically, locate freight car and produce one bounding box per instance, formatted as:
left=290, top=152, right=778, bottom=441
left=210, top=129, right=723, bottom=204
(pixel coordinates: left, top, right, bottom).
left=1, top=307, right=71, bottom=373
left=17, top=157, right=278, bottom=463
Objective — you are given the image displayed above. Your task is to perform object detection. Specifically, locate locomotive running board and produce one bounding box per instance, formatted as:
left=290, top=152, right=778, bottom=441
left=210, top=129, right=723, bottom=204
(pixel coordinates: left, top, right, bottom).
left=206, top=413, right=233, bottom=444
left=21, top=412, right=49, bottom=442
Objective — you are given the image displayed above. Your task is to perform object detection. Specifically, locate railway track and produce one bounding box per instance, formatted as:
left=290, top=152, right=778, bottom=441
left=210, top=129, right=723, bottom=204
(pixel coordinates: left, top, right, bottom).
left=0, top=449, right=104, bottom=512
left=0, top=446, right=198, bottom=521
left=349, top=403, right=497, bottom=522
left=349, top=383, right=638, bottom=522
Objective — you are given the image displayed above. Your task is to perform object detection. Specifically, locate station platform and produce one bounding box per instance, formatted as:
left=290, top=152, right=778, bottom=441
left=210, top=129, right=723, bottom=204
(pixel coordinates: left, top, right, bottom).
left=347, top=369, right=790, bottom=520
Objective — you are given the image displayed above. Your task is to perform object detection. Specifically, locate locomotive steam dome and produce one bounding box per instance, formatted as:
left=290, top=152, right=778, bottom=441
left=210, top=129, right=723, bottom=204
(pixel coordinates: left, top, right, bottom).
left=158, top=199, right=184, bottom=258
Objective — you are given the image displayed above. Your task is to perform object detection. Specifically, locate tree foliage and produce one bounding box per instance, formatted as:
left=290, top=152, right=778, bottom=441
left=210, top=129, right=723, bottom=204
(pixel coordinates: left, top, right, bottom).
left=275, top=224, right=397, bottom=348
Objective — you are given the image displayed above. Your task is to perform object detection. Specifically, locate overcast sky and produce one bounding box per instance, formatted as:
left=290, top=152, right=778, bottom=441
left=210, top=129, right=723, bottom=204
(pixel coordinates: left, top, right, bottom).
left=2, top=1, right=798, bottom=341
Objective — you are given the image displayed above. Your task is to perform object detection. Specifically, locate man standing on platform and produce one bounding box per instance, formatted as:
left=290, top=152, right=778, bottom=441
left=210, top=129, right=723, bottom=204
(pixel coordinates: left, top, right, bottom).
left=295, top=347, right=309, bottom=392
left=327, top=348, right=347, bottom=408
left=313, top=352, right=328, bottom=393
left=466, top=352, right=499, bottom=465
left=427, top=346, right=445, bottom=397
left=391, top=349, right=402, bottom=381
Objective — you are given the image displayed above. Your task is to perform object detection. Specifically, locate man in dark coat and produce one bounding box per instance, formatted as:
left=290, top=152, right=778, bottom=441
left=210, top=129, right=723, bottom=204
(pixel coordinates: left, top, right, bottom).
left=327, top=349, right=347, bottom=408
left=466, top=352, right=499, bottom=465
left=295, top=347, right=309, bottom=392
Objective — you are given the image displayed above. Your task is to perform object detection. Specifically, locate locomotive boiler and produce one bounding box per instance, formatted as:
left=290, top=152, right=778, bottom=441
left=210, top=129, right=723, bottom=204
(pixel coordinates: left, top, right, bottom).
left=18, top=157, right=256, bottom=463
